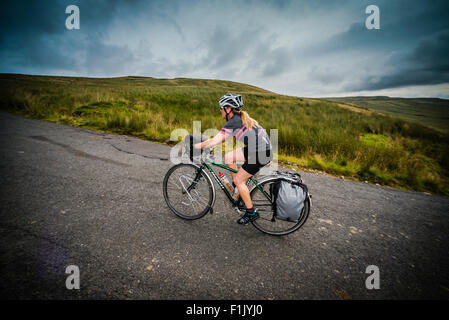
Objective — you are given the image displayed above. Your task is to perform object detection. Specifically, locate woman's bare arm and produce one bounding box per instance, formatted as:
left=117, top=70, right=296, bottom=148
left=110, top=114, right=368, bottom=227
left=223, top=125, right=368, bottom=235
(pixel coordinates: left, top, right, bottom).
left=194, top=133, right=226, bottom=149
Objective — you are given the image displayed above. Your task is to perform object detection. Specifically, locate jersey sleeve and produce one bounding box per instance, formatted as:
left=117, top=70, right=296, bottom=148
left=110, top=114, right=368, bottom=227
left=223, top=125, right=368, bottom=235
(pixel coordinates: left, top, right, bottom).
left=219, top=116, right=243, bottom=138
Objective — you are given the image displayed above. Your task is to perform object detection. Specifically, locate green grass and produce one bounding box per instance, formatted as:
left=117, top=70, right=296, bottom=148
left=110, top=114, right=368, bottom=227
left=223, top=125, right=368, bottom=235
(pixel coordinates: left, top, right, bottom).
left=1, top=73, right=448, bottom=196
left=326, top=96, right=449, bottom=133
left=360, top=133, right=393, bottom=148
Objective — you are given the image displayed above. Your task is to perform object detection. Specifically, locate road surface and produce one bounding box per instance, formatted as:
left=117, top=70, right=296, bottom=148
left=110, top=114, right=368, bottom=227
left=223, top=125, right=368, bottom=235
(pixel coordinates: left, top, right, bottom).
left=1, top=111, right=448, bottom=299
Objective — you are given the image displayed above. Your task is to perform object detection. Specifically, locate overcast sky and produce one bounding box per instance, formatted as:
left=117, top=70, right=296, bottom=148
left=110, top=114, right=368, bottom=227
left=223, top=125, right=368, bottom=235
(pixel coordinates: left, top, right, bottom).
left=1, top=0, right=448, bottom=98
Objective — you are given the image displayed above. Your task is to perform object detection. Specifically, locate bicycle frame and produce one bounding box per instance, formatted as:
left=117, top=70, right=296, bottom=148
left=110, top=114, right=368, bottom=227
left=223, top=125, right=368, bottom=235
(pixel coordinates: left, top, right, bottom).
left=195, top=159, right=273, bottom=212
left=165, top=152, right=311, bottom=235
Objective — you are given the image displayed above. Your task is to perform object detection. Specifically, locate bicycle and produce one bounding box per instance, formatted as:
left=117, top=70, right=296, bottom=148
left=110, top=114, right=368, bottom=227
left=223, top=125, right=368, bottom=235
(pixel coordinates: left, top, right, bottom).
left=162, top=148, right=311, bottom=236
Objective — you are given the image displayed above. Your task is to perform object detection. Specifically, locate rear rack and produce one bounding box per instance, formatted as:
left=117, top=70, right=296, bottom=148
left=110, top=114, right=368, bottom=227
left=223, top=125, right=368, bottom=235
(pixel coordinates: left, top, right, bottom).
left=273, top=170, right=303, bottom=184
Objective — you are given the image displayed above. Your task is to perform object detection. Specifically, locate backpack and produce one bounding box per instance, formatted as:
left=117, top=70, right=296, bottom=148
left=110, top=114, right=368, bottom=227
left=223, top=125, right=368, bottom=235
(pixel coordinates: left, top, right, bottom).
left=270, top=172, right=308, bottom=222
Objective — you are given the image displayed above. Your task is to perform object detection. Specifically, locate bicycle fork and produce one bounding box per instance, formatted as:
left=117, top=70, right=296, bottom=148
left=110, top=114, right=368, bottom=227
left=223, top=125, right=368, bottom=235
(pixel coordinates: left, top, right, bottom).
left=180, top=168, right=214, bottom=214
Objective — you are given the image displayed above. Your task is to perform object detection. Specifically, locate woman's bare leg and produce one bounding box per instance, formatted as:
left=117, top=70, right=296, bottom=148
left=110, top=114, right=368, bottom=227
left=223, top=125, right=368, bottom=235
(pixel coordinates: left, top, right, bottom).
left=224, top=148, right=254, bottom=208
left=233, top=167, right=254, bottom=209
left=224, top=148, right=245, bottom=181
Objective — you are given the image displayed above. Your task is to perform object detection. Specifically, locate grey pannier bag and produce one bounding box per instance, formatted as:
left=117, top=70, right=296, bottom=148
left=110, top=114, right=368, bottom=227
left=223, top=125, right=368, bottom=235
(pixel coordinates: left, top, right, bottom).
left=270, top=172, right=308, bottom=222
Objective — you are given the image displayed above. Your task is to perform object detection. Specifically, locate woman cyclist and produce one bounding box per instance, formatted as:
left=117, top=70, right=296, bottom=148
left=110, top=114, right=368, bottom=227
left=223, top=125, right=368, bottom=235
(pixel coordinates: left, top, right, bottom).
left=194, top=94, right=273, bottom=225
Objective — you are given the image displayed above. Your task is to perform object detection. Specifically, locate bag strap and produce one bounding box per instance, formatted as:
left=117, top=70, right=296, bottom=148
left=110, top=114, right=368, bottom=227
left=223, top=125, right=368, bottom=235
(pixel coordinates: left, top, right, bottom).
left=270, top=180, right=282, bottom=216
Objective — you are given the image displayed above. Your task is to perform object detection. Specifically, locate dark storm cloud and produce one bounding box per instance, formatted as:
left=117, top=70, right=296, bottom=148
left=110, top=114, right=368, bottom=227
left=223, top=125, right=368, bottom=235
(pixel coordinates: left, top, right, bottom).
left=349, top=29, right=449, bottom=91
left=203, top=26, right=249, bottom=68
left=0, top=0, right=171, bottom=75
left=304, top=0, right=449, bottom=92
left=261, top=46, right=291, bottom=77
left=199, top=24, right=291, bottom=76
left=0, top=1, right=127, bottom=46
left=1, top=0, right=449, bottom=96
left=0, top=0, right=347, bottom=77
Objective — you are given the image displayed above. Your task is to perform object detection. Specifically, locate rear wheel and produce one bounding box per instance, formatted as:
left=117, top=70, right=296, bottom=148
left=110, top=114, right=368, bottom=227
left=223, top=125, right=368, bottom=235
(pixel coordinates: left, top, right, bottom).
left=163, top=163, right=214, bottom=220
left=249, top=177, right=310, bottom=236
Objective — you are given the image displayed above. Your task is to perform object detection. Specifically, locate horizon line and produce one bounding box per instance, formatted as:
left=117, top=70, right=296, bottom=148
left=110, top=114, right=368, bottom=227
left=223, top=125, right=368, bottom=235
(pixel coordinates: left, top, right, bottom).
left=1, top=72, right=448, bottom=100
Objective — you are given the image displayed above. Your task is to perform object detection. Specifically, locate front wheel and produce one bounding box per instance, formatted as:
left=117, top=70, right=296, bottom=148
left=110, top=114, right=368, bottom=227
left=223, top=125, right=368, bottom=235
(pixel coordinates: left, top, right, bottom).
left=163, top=163, right=214, bottom=220
left=249, top=177, right=310, bottom=236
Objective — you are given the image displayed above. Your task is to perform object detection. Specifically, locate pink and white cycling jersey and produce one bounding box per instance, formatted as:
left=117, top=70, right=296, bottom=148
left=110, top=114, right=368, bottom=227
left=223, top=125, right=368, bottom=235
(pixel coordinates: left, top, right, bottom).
left=220, top=114, right=271, bottom=153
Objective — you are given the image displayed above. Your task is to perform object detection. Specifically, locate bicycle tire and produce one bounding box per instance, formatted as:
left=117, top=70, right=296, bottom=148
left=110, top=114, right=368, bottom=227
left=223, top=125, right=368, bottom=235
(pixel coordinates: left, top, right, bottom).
left=163, top=163, right=214, bottom=220
left=249, top=177, right=310, bottom=236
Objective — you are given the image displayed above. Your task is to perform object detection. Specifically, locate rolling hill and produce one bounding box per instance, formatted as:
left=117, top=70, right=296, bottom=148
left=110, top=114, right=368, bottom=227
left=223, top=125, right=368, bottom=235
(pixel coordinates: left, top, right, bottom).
left=325, top=96, right=449, bottom=133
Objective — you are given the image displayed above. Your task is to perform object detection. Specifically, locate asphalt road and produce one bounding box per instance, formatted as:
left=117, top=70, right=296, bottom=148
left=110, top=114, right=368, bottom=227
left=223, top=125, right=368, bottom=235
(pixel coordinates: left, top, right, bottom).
left=1, top=111, right=448, bottom=300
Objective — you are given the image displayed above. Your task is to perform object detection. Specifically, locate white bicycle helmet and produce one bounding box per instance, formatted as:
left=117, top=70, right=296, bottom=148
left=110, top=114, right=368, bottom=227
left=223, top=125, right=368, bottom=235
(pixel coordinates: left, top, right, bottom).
left=219, top=93, right=243, bottom=111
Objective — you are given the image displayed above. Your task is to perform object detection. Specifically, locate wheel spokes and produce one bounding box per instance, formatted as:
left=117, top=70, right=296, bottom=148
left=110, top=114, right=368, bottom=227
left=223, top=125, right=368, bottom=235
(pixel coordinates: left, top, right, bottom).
left=164, top=164, right=213, bottom=219
left=250, top=179, right=308, bottom=235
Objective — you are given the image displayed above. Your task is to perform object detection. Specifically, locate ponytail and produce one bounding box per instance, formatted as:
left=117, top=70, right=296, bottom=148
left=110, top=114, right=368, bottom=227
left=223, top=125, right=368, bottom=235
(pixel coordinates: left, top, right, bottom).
left=237, top=110, right=258, bottom=129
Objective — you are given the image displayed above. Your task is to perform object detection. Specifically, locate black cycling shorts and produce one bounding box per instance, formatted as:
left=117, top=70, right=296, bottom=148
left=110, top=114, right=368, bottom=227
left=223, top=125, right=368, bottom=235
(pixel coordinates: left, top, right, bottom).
left=242, top=146, right=273, bottom=175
